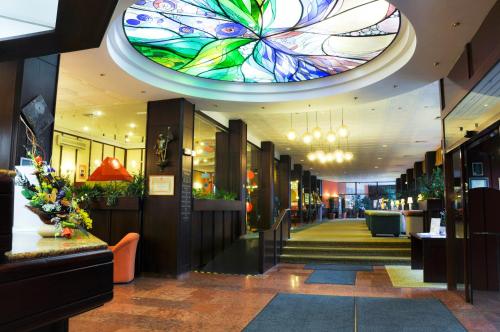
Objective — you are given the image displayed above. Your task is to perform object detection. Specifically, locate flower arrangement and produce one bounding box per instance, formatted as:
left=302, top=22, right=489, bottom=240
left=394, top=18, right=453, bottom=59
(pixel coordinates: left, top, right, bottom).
left=16, top=153, right=92, bottom=239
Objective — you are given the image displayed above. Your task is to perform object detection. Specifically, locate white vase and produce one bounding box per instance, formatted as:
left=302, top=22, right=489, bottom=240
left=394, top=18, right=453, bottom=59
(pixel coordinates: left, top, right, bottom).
left=37, top=224, right=60, bottom=238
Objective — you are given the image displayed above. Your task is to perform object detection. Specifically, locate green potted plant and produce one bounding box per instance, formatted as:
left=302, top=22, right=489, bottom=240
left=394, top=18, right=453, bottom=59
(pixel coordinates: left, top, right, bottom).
left=417, top=167, right=444, bottom=211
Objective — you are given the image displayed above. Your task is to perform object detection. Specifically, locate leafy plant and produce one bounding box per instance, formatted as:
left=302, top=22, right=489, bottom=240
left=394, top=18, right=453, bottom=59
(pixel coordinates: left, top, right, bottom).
left=419, top=167, right=444, bottom=200
left=192, top=188, right=237, bottom=200
left=126, top=173, right=146, bottom=198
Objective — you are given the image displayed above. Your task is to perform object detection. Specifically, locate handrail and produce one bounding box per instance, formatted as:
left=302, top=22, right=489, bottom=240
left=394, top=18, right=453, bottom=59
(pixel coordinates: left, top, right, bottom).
left=272, top=208, right=291, bottom=231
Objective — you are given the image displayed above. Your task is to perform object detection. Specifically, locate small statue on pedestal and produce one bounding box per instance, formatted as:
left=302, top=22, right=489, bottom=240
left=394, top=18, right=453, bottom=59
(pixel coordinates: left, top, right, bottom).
left=154, top=127, right=174, bottom=170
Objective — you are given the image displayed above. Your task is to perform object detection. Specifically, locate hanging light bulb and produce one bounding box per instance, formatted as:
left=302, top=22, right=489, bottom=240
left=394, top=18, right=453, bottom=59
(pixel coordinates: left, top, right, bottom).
left=312, top=112, right=322, bottom=139
left=336, top=153, right=345, bottom=164
left=344, top=151, right=354, bottom=161
left=326, top=152, right=334, bottom=162
left=302, top=112, right=312, bottom=144
left=315, top=150, right=325, bottom=160
left=338, top=108, right=349, bottom=137
left=286, top=113, right=296, bottom=140
left=326, top=110, right=336, bottom=143
left=307, top=151, right=316, bottom=161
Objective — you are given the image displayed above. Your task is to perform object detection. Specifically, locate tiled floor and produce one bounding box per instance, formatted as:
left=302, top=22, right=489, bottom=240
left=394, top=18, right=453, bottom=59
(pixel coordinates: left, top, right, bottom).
left=70, top=264, right=500, bottom=331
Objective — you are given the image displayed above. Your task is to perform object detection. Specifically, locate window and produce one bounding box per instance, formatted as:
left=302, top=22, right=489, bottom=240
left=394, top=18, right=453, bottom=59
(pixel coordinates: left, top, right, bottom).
left=246, top=143, right=260, bottom=231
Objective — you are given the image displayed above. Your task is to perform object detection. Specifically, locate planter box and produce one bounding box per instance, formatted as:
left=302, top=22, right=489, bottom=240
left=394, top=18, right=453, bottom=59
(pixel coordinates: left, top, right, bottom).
left=90, top=197, right=140, bottom=211
left=418, top=199, right=443, bottom=212
left=193, top=199, right=242, bottom=212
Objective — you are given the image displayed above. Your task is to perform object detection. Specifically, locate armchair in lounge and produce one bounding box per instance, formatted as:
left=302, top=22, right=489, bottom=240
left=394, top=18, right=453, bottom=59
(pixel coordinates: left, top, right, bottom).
left=365, top=210, right=401, bottom=237
left=109, top=233, right=140, bottom=283
left=402, top=210, right=424, bottom=236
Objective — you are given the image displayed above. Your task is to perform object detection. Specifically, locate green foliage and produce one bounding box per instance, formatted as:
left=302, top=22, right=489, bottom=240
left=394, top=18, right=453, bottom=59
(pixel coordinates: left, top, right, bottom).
left=73, top=174, right=146, bottom=207
left=192, top=188, right=237, bottom=200
left=419, top=167, right=445, bottom=200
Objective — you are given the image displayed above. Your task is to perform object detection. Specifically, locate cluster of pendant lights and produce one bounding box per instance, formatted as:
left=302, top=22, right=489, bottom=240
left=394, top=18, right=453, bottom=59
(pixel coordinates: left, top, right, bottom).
left=286, top=109, right=354, bottom=164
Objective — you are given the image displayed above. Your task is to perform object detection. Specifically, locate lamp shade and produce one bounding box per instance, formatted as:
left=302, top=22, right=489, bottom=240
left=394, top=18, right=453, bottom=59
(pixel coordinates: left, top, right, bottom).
left=88, top=157, right=132, bottom=182
left=407, top=197, right=413, bottom=204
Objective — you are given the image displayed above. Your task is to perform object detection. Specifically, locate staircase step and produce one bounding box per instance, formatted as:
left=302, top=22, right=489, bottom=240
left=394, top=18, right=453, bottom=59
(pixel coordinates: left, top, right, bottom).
left=286, top=240, right=410, bottom=249
left=280, top=254, right=410, bottom=265
left=282, top=246, right=410, bottom=257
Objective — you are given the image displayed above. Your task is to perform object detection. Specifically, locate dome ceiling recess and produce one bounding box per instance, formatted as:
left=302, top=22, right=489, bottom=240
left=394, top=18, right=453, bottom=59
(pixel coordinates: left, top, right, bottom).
left=123, top=0, right=401, bottom=83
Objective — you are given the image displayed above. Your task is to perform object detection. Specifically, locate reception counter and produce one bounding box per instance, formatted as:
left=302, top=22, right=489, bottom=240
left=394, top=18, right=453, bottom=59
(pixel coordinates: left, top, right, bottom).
left=0, top=231, right=113, bottom=332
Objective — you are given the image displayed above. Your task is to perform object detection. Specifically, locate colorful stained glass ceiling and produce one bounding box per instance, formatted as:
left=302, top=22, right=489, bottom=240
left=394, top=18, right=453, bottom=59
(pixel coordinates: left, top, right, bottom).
left=123, top=0, right=401, bottom=83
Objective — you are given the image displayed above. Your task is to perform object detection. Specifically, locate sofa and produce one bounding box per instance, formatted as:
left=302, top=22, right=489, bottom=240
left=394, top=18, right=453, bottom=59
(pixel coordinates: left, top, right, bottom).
left=402, top=210, right=424, bottom=236
left=365, top=210, right=402, bottom=237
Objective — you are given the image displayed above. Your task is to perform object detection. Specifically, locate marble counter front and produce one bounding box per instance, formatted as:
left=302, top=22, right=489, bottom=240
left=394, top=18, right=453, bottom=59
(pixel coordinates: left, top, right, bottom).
left=5, top=231, right=109, bottom=262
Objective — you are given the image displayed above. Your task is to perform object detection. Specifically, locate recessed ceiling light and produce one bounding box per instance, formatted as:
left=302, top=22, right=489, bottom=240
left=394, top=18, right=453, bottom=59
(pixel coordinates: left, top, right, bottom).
left=100, top=73, right=106, bottom=77
left=310, top=168, right=313, bottom=170
left=300, top=159, right=304, bottom=162
left=128, top=131, right=134, bottom=136
left=452, top=21, right=461, bottom=27
left=377, top=157, right=382, bottom=160
left=382, top=144, right=388, bottom=148
left=83, top=126, right=89, bottom=132
left=433, top=62, right=440, bottom=67
left=129, top=123, right=137, bottom=128
left=374, top=166, right=379, bottom=169
left=94, top=110, right=103, bottom=116
left=286, top=147, right=291, bottom=151
left=125, top=138, right=130, bottom=142
left=136, top=111, right=147, bottom=115
left=484, top=104, right=489, bottom=107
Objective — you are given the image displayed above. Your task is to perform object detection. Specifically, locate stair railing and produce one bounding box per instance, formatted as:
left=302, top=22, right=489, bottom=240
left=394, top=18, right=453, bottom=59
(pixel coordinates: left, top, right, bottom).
left=258, top=209, right=291, bottom=273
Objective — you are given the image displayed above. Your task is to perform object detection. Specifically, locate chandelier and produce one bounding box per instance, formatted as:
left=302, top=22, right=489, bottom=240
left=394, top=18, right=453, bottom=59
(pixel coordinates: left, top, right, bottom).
left=286, top=109, right=353, bottom=164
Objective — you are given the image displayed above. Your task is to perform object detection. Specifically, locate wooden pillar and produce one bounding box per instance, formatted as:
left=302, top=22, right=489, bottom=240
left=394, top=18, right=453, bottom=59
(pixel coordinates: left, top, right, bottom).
left=143, top=98, right=194, bottom=276
left=400, top=174, right=407, bottom=194
left=293, top=164, right=303, bottom=222
left=278, top=155, right=291, bottom=210
left=424, top=151, right=437, bottom=181
left=396, top=178, right=402, bottom=198
left=303, top=171, right=311, bottom=221
left=259, top=141, right=274, bottom=229
left=215, top=131, right=229, bottom=191
left=406, top=168, right=415, bottom=196
left=0, top=55, right=59, bottom=169
left=444, top=151, right=457, bottom=290
left=228, top=120, right=247, bottom=235
left=414, top=161, right=424, bottom=192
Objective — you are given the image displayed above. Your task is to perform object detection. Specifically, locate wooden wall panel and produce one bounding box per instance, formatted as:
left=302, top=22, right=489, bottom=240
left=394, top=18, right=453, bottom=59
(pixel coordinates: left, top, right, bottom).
left=259, top=142, right=275, bottom=230
left=228, top=120, right=247, bottom=235
left=278, top=155, right=291, bottom=210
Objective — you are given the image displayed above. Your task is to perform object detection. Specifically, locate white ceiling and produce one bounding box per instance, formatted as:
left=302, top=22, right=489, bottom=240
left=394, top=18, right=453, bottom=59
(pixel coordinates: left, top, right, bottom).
left=54, top=0, right=497, bottom=181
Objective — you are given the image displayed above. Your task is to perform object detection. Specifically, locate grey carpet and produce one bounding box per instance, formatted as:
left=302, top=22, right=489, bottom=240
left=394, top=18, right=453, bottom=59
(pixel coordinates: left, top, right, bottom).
left=243, top=293, right=354, bottom=332
left=356, top=297, right=467, bottom=331
left=305, top=270, right=357, bottom=285
left=304, top=263, right=373, bottom=271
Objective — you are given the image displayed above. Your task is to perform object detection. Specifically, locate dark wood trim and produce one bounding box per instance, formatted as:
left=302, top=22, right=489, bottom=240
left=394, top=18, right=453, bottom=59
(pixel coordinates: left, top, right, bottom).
left=193, top=199, right=242, bottom=211
left=259, top=141, right=275, bottom=230
left=0, top=0, right=118, bottom=62
left=228, top=120, right=247, bottom=235
left=278, top=155, right=292, bottom=210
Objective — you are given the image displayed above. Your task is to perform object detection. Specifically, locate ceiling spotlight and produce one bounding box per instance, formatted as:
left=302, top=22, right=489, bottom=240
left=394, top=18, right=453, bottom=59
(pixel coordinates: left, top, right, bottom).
left=129, top=123, right=137, bottom=128
left=94, top=110, right=103, bottom=116
left=303, top=132, right=313, bottom=144
left=127, top=131, right=134, bottom=136
left=287, top=130, right=297, bottom=141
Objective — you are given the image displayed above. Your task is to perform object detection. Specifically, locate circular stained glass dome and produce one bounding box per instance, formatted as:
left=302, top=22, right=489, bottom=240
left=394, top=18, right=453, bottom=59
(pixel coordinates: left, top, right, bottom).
left=123, top=0, right=401, bottom=83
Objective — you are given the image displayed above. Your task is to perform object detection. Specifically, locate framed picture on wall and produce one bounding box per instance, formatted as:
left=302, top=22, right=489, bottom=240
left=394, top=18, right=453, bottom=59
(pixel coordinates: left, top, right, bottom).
left=76, top=164, right=88, bottom=182
left=469, top=177, right=489, bottom=189
left=149, top=175, right=174, bottom=196
left=472, top=162, right=484, bottom=176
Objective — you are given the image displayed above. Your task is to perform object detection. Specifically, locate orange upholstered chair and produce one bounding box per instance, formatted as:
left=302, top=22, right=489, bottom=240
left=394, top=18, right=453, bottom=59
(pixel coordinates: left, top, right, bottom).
left=109, top=233, right=140, bottom=284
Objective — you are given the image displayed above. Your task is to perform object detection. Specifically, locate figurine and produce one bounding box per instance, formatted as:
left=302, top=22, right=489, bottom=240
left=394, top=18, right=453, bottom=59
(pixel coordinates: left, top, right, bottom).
left=154, top=127, right=174, bottom=170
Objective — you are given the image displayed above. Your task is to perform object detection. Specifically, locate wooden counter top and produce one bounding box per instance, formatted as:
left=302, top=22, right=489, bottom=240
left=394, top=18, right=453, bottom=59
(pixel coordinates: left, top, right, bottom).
left=5, top=230, right=108, bottom=262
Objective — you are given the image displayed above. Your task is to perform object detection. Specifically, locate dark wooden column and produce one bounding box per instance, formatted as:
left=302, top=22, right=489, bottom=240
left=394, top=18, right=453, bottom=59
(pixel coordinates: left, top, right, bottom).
left=0, top=55, right=59, bottom=169
left=215, top=131, right=229, bottom=191
left=424, top=151, right=437, bottom=181
left=228, top=120, right=247, bottom=235
left=278, top=155, right=291, bottom=210
left=303, top=171, right=312, bottom=221
left=293, top=164, right=304, bottom=222
left=400, top=174, right=407, bottom=195
left=444, top=151, right=457, bottom=290
left=395, top=178, right=402, bottom=198
left=259, top=141, right=275, bottom=229
left=143, top=98, right=194, bottom=276
left=406, top=168, right=415, bottom=196
left=414, top=161, right=424, bottom=192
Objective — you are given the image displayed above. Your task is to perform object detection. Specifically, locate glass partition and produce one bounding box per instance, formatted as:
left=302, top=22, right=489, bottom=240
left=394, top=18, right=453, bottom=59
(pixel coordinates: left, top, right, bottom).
left=192, top=114, right=223, bottom=194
